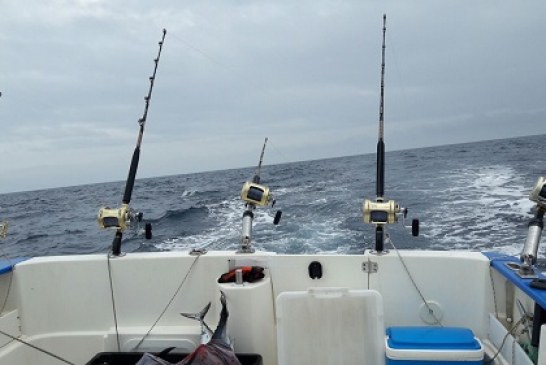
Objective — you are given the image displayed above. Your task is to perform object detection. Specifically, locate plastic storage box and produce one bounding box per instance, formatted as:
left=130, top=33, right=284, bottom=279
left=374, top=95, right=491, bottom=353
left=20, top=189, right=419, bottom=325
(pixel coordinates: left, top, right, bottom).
left=386, top=327, right=484, bottom=365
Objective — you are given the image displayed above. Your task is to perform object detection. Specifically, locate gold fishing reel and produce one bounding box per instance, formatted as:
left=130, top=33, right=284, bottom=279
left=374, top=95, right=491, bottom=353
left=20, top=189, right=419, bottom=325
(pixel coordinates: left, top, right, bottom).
left=363, top=199, right=400, bottom=225
left=98, top=204, right=134, bottom=231
left=363, top=199, right=419, bottom=237
left=0, top=222, right=7, bottom=239
left=240, top=182, right=272, bottom=207
left=98, top=204, right=150, bottom=237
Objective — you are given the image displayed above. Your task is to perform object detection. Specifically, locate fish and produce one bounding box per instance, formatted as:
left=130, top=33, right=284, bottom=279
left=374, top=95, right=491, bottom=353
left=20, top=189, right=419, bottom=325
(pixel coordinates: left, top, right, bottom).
left=135, top=291, right=242, bottom=365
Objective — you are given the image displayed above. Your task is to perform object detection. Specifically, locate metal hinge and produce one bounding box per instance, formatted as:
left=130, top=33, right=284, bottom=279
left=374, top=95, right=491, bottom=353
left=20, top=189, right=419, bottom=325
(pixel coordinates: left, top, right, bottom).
left=362, top=261, right=378, bottom=273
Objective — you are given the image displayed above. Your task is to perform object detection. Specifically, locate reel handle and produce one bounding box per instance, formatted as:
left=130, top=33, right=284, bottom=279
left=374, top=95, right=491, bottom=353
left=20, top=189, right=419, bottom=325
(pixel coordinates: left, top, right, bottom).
left=273, top=210, right=282, bottom=225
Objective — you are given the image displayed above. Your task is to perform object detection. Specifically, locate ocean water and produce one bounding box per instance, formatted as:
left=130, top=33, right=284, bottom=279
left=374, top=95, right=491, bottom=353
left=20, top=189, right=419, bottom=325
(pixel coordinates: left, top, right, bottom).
left=0, top=134, right=545, bottom=259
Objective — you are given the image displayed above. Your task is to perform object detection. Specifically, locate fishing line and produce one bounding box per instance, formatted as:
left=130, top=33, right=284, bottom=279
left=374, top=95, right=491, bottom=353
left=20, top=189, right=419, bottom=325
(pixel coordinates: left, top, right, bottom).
left=107, top=253, right=121, bottom=352
left=0, top=223, right=15, bottom=348
left=132, top=253, right=201, bottom=351
left=0, top=254, right=14, bottom=316
left=169, top=33, right=227, bottom=70
left=388, top=235, right=443, bottom=326
left=0, top=225, right=74, bottom=364
left=167, top=32, right=283, bottom=114
left=266, top=139, right=293, bottom=167
left=0, top=253, right=76, bottom=365
left=0, top=328, right=75, bottom=365
left=385, top=30, right=411, bottom=115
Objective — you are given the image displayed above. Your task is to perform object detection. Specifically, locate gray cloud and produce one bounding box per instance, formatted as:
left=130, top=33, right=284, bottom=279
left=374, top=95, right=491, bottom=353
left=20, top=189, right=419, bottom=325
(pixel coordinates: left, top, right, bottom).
left=1, top=0, right=545, bottom=193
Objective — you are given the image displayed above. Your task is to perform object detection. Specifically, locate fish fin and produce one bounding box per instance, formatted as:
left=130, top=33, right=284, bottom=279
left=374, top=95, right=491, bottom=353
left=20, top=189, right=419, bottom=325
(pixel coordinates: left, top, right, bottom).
left=180, top=301, right=211, bottom=322
left=157, top=346, right=175, bottom=358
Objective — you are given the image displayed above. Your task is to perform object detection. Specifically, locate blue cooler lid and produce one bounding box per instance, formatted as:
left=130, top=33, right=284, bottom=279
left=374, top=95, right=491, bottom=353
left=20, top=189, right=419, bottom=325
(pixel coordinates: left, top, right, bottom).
left=387, top=327, right=481, bottom=350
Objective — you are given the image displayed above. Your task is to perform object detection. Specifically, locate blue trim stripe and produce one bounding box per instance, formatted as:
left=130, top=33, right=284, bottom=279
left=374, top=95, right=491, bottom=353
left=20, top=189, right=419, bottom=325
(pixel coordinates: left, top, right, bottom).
left=0, top=258, right=28, bottom=275
left=484, top=251, right=546, bottom=310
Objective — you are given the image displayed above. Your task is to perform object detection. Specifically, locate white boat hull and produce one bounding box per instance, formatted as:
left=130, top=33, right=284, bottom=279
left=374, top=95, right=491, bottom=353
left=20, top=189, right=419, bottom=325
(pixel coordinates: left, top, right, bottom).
left=0, top=250, right=541, bottom=364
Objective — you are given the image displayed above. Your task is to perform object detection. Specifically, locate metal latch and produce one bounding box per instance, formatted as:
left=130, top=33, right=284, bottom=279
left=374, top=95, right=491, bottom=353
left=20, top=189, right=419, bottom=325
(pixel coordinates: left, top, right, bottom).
left=362, top=261, right=378, bottom=273
left=189, top=248, right=208, bottom=256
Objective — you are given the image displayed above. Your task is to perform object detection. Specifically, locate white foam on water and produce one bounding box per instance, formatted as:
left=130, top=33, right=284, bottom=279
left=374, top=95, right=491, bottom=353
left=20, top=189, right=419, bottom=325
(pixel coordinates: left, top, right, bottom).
left=155, top=197, right=243, bottom=251
left=424, top=164, right=532, bottom=253
left=181, top=189, right=198, bottom=197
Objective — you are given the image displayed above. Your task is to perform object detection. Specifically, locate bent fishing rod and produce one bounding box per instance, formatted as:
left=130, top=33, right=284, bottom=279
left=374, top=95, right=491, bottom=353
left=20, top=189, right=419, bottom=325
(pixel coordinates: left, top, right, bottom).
left=363, top=15, right=418, bottom=253
left=98, top=29, right=167, bottom=256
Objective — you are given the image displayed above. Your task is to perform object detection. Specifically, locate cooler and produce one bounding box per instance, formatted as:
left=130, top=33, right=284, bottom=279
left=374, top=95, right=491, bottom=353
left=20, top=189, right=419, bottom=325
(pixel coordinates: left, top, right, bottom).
left=385, top=327, right=484, bottom=365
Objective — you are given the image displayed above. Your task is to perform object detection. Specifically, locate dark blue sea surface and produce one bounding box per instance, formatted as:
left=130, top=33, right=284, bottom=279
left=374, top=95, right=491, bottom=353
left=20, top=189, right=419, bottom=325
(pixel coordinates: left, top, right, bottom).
left=1, top=134, right=545, bottom=259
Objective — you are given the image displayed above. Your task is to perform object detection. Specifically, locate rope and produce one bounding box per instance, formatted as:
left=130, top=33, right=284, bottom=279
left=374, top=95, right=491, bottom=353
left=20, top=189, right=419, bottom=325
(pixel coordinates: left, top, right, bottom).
left=485, top=316, right=525, bottom=364
left=387, top=235, right=443, bottom=326
left=133, top=253, right=201, bottom=351
left=489, top=266, right=499, bottom=319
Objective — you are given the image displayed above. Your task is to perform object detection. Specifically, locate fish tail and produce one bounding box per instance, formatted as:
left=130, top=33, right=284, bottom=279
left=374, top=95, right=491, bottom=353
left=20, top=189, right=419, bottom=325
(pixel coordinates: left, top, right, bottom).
left=180, top=302, right=211, bottom=322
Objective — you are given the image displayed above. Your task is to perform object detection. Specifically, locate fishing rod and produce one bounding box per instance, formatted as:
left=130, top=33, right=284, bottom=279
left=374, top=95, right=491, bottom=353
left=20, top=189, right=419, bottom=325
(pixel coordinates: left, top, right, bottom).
left=363, top=15, right=418, bottom=253
left=239, top=137, right=282, bottom=253
left=253, top=137, right=267, bottom=184
left=98, top=29, right=167, bottom=256
left=376, top=14, right=386, bottom=200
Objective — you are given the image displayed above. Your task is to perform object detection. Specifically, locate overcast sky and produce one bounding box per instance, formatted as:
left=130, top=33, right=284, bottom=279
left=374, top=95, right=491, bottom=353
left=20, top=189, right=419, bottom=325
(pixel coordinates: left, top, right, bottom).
left=1, top=1, right=545, bottom=194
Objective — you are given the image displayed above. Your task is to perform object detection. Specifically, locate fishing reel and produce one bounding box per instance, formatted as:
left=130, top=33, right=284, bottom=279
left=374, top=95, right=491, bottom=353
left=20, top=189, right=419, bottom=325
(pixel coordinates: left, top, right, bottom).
left=241, top=182, right=272, bottom=207
left=363, top=199, right=399, bottom=225
left=238, top=137, right=282, bottom=253
left=98, top=204, right=132, bottom=231
left=98, top=204, right=152, bottom=239
left=363, top=198, right=419, bottom=254
left=239, top=180, right=282, bottom=253
left=363, top=199, right=419, bottom=235
left=0, top=222, right=7, bottom=239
